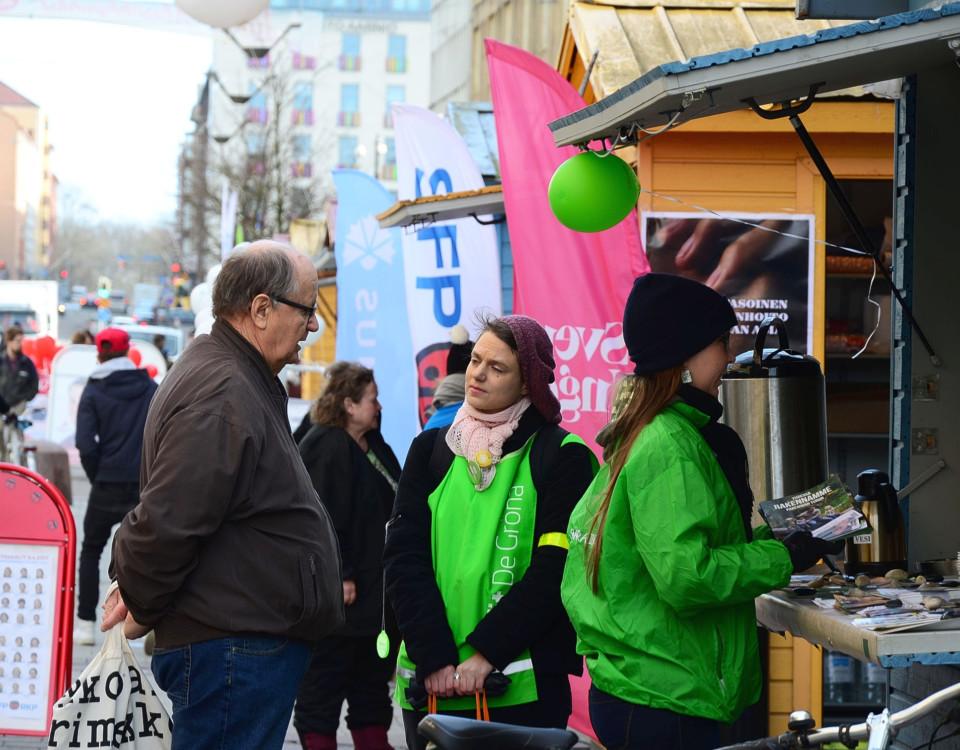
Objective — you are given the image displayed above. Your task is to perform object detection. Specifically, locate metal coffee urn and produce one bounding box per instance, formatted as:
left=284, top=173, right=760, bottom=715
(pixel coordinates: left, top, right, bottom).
left=844, top=469, right=906, bottom=576
left=720, top=316, right=828, bottom=526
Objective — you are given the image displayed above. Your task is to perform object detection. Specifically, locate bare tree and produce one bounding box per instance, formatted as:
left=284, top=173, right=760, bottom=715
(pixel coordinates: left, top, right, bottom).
left=55, top=208, right=179, bottom=293
left=180, top=60, right=333, bottom=274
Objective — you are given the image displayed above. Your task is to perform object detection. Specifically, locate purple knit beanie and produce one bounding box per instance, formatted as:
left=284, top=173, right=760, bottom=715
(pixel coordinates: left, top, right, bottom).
left=499, top=315, right=562, bottom=424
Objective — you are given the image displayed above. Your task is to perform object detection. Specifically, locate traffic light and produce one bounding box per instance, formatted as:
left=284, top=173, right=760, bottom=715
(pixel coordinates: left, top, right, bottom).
left=59, top=269, right=69, bottom=279
left=170, top=262, right=182, bottom=274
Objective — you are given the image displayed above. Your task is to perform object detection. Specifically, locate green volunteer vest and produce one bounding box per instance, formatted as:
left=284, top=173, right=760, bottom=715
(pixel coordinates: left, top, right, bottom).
left=396, top=431, right=583, bottom=711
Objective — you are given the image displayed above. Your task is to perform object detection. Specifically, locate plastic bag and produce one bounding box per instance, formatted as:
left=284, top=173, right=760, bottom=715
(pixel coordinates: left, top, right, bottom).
left=47, top=625, right=172, bottom=749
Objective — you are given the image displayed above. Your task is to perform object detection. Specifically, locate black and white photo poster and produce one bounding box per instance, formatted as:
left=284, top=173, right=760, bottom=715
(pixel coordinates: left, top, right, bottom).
left=643, top=212, right=815, bottom=356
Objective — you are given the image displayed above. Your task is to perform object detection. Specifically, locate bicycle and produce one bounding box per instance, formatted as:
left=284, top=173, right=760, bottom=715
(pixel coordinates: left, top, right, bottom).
left=418, top=714, right=581, bottom=750
left=716, top=679, right=960, bottom=749
left=416, top=679, right=960, bottom=750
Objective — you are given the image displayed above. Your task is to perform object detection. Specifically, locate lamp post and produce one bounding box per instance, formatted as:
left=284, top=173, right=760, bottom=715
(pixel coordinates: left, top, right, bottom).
left=188, top=73, right=211, bottom=279
left=222, top=23, right=302, bottom=60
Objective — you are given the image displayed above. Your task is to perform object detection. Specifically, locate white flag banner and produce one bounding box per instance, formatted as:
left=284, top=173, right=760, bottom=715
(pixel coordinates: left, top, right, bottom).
left=220, top=181, right=239, bottom=260
left=393, top=104, right=502, bottom=425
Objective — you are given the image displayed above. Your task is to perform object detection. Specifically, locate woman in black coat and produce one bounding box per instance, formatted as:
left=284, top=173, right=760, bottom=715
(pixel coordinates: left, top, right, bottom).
left=294, top=362, right=401, bottom=750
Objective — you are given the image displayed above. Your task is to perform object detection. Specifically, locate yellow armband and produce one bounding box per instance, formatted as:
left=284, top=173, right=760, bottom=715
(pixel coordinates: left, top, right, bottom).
left=537, top=532, right=569, bottom=550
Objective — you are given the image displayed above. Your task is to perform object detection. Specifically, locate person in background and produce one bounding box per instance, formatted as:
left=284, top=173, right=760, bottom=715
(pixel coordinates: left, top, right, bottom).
left=423, top=325, right=473, bottom=430
left=0, top=326, right=39, bottom=414
left=561, top=274, right=840, bottom=750
left=73, top=328, right=157, bottom=646
left=153, top=333, right=172, bottom=370
left=385, top=315, right=597, bottom=750
left=294, top=362, right=401, bottom=750
left=71, top=329, right=95, bottom=345
left=104, top=242, right=344, bottom=750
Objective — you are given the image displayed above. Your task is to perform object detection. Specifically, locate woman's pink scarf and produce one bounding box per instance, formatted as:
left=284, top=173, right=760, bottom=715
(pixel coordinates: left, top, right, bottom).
left=445, top=398, right=531, bottom=490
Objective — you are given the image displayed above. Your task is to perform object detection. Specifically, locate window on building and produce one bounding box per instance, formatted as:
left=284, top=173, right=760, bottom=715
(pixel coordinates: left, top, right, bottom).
left=246, top=86, right=268, bottom=124
left=246, top=132, right=264, bottom=155
left=340, top=33, right=361, bottom=71
left=338, top=84, right=360, bottom=127
left=380, top=136, right=397, bottom=181
left=293, top=135, right=312, bottom=162
left=338, top=135, right=359, bottom=169
left=246, top=132, right=266, bottom=174
left=292, top=82, right=314, bottom=125
left=293, top=51, right=317, bottom=70
left=386, top=34, right=407, bottom=73
left=384, top=85, right=405, bottom=127
left=292, top=134, right=312, bottom=178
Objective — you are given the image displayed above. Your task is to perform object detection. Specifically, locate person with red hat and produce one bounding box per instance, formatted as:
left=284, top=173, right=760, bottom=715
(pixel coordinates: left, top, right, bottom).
left=73, top=327, right=157, bottom=646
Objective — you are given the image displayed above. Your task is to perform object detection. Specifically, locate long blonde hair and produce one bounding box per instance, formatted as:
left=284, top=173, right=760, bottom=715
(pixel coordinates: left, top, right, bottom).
left=586, top=367, right=683, bottom=592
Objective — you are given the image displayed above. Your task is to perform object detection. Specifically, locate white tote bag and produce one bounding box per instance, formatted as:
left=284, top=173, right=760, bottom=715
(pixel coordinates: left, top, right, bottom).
left=47, top=625, right=172, bottom=749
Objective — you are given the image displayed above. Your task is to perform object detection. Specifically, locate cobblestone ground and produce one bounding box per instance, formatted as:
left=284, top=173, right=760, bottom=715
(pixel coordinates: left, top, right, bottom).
left=0, top=464, right=407, bottom=749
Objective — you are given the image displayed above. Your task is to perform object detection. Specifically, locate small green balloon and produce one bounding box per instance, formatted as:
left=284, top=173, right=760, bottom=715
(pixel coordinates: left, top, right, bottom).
left=376, top=630, right=390, bottom=659
left=548, top=151, right=641, bottom=233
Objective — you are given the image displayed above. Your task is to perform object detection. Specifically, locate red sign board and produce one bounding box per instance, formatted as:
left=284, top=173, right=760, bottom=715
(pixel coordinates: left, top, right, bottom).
left=0, top=463, right=76, bottom=737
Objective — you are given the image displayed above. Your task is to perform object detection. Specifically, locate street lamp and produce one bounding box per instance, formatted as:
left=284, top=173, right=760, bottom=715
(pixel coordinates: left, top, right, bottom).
left=212, top=120, right=248, bottom=146
left=223, top=23, right=302, bottom=60
left=210, top=71, right=264, bottom=105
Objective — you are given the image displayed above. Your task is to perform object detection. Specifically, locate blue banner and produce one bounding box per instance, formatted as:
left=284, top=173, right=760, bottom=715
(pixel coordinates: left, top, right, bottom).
left=333, top=170, right=418, bottom=462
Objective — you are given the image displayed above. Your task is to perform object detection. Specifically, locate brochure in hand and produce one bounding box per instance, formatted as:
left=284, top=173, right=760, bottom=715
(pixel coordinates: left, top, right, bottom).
left=759, top=475, right=869, bottom=543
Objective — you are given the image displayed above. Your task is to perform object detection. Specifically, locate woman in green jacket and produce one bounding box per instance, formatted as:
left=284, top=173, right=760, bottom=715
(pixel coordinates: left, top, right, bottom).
left=561, top=274, right=836, bottom=750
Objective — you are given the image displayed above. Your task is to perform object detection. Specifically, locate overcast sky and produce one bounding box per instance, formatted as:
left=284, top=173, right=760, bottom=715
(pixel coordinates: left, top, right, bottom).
left=0, top=15, right=212, bottom=225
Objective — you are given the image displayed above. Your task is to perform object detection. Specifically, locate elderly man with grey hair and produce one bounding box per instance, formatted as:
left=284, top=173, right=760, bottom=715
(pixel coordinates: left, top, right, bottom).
left=104, top=241, right=344, bottom=750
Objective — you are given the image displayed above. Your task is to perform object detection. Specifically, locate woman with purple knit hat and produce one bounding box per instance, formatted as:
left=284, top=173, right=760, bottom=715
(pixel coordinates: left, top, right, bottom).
left=384, top=314, right=598, bottom=750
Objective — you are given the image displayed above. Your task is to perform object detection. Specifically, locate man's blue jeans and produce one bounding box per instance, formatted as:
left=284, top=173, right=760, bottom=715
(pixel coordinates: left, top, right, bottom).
left=152, top=635, right=311, bottom=750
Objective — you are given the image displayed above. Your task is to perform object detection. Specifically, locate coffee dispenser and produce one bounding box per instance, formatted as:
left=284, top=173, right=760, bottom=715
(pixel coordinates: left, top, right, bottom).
left=720, top=316, right=828, bottom=525
left=844, top=469, right=907, bottom=576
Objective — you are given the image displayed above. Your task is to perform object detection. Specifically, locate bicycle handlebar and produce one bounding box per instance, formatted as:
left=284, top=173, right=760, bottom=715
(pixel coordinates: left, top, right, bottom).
left=715, top=680, right=960, bottom=749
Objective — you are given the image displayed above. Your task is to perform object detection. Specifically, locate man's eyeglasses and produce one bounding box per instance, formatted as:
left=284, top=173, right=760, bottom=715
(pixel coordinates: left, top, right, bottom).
left=271, top=295, right=316, bottom=319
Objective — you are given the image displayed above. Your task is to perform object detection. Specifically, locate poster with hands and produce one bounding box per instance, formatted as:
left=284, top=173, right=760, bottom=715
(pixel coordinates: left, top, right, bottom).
left=643, top=212, right=814, bottom=356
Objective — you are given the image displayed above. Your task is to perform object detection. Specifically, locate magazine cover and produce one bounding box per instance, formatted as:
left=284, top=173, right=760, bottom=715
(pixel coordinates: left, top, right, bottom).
left=759, top=475, right=869, bottom=542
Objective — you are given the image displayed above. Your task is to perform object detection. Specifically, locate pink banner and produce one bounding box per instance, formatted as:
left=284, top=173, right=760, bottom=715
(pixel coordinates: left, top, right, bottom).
left=485, top=39, right=649, bottom=458
left=486, top=39, right=649, bottom=741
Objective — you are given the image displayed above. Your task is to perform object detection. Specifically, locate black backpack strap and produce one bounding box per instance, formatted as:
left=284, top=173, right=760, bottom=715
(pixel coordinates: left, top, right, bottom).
left=427, top=426, right=455, bottom=486
left=529, top=423, right=568, bottom=493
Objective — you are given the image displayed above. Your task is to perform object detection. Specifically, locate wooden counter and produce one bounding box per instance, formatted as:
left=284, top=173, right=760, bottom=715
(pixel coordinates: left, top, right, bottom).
left=757, top=591, right=960, bottom=667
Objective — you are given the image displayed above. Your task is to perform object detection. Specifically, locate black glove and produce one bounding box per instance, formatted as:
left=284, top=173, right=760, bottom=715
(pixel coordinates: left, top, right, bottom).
left=781, top=530, right=844, bottom=573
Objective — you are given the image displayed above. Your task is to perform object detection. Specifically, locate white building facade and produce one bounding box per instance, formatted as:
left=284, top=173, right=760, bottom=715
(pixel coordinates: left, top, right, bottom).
left=209, top=1, right=431, bottom=198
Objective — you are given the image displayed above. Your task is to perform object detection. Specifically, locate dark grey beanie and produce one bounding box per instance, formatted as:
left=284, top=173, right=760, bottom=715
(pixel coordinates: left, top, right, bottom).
left=623, top=273, right=737, bottom=375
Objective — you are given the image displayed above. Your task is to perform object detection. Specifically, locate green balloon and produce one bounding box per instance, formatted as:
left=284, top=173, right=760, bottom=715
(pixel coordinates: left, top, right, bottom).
left=548, top=151, right=641, bottom=232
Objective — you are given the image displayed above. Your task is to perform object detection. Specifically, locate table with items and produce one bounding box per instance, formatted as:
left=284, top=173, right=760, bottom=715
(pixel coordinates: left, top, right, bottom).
left=756, top=571, right=960, bottom=667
